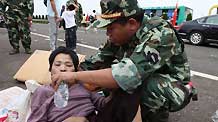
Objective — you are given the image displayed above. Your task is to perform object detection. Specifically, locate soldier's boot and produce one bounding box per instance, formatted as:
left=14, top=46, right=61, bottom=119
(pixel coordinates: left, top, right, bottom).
left=25, top=48, right=32, bottom=54
left=9, top=48, right=20, bottom=55
left=141, top=106, right=169, bottom=122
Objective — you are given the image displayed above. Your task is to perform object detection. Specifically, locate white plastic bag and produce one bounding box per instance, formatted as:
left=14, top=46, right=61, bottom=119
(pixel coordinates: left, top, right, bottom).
left=0, top=89, right=31, bottom=122
left=25, top=80, right=41, bottom=93
left=14, top=90, right=31, bottom=122
left=212, top=110, right=218, bottom=122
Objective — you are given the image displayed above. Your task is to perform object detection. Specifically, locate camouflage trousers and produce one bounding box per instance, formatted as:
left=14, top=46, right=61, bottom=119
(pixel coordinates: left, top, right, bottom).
left=6, top=19, right=31, bottom=49
left=140, top=73, right=189, bottom=122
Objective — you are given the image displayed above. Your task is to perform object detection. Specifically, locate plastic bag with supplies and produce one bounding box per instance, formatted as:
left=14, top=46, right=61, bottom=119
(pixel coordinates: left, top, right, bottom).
left=0, top=87, right=31, bottom=122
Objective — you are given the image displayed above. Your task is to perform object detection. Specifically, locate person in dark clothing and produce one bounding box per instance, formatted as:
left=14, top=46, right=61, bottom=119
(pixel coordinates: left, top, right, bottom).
left=59, top=5, right=66, bottom=30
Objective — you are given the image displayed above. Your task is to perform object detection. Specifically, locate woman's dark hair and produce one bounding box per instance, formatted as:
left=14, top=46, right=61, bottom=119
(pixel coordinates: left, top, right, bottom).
left=49, top=46, right=79, bottom=72
left=114, top=10, right=145, bottom=25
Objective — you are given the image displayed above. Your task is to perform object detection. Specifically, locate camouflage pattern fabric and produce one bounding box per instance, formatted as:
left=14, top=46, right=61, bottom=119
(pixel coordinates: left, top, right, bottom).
left=76, top=3, right=83, bottom=26
left=66, top=0, right=83, bottom=26
left=80, top=0, right=193, bottom=121
left=0, top=0, right=34, bottom=49
left=95, top=0, right=143, bottom=28
left=81, top=15, right=191, bottom=119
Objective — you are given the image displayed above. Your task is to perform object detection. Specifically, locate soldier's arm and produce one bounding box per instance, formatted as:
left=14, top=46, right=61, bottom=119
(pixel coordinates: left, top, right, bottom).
left=78, top=3, right=83, bottom=19
left=0, top=3, right=3, bottom=15
left=72, top=3, right=79, bottom=12
left=0, top=1, right=7, bottom=15
left=110, top=23, right=183, bottom=93
left=79, top=40, right=119, bottom=71
left=74, top=68, right=118, bottom=89
left=27, top=0, right=34, bottom=20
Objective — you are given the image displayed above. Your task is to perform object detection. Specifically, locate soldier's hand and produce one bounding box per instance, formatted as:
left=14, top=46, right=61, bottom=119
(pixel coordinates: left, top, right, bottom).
left=27, top=16, right=32, bottom=27
left=28, top=16, right=32, bottom=21
left=51, top=72, right=77, bottom=91
left=29, top=21, right=32, bottom=27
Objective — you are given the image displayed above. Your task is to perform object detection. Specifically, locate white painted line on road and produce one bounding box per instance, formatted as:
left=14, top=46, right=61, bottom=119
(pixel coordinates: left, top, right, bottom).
left=77, top=30, right=85, bottom=33
left=31, top=32, right=218, bottom=81
left=31, top=32, right=99, bottom=50
left=32, top=32, right=49, bottom=38
left=77, top=42, right=98, bottom=50
left=191, top=71, right=218, bottom=81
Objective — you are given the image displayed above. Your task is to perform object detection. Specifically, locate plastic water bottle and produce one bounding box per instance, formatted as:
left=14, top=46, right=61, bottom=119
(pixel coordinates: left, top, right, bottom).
left=54, top=81, right=69, bottom=108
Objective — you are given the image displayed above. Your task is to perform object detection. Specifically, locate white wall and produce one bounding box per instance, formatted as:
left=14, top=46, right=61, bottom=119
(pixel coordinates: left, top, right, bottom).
left=33, top=0, right=47, bottom=15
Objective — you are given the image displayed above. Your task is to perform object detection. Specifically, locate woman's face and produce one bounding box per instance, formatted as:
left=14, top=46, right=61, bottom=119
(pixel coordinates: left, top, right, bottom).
left=51, top=53, right=75, bottom=75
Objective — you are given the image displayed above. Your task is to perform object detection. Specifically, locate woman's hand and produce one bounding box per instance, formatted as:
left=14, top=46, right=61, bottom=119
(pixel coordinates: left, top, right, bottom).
left=51, top=72, right=77, bottom=91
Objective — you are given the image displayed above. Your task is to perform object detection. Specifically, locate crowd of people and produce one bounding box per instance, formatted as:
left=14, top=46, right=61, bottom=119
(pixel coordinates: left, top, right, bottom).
left=0, top=0, right=198, bottom=122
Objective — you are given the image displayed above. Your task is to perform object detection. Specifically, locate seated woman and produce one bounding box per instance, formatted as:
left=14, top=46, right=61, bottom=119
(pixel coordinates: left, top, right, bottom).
left=27, top=46, right=109, bottom=122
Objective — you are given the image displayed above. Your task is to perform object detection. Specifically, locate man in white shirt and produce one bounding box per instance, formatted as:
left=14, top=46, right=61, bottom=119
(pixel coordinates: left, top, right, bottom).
left=60, top=1, right=78, bottom=51
left=47, top=0, right=62, bottom=51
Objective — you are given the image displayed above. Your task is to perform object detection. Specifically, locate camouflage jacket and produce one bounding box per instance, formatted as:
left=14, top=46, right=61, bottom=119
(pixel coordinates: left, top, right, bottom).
left=75, top=3, right=83, bottom=26
left=80, top=16, right=191, bottom=93
left=0, top=0, right=34, bottom=19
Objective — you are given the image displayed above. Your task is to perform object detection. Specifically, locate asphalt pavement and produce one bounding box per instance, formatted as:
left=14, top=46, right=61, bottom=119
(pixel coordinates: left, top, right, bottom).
left=0, top=23, right=218, bottom=122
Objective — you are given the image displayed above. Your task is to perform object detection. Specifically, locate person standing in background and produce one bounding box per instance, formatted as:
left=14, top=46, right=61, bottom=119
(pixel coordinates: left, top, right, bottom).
left=47, top=0, right=62, bottom=51
left=81, top=14, right=88, bottom=27
left=89, top=10, right=97, bottom=23
left=85, top=10, right=98, bottom=32
left=67, top=0, right=83, bottom=28
left=59, top=1, right=78, bottom=51
left=73, top=0, right=83, bottom=27
left=91, top=10, right=98, bottom=32
left=59, top=5, right=66, bottom=30
left=0, top=0, right=34, bottom=55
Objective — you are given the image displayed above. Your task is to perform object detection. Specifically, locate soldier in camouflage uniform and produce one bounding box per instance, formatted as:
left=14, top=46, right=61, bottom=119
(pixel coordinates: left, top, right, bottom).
left=51, top=0, right=197, bottom=122
left=66, top=0, right=83, bottom=27
left=0, top=0, right=34, bottom=55
left=74, top=0, right=83, bottom=27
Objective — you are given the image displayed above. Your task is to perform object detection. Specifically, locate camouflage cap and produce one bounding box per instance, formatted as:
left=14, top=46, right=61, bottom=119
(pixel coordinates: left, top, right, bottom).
left=95, top=0, right=143, bottom=28
left=66, top=0, right=75, bottom=7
